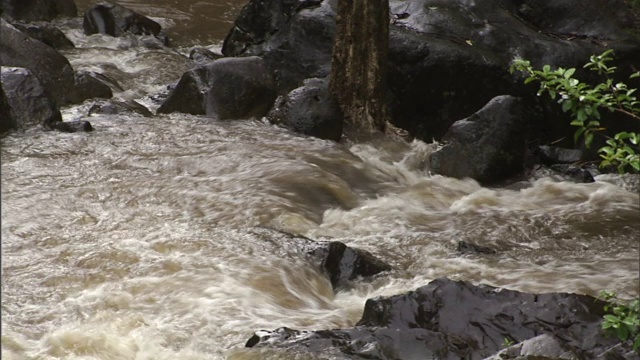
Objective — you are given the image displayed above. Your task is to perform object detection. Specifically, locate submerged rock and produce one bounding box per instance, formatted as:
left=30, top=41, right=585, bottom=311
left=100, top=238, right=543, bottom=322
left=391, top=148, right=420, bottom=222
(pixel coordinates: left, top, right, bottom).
left=247, top=227, right=392, bottom=291
left=246, top=278, right=629, bottom=359
left=88, top=99, right=153, bottom=117
left=83, top=1, right=169, bottom=45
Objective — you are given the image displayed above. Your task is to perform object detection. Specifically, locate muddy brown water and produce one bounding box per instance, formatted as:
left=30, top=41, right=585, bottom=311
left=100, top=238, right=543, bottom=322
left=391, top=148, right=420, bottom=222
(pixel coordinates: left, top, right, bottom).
left=2, top=1, right=639, bottom=359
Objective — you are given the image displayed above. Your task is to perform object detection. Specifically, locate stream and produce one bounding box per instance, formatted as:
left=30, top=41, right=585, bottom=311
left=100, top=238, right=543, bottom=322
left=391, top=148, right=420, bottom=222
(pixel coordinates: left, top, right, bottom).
left=2, top=1, right=639, bottom=359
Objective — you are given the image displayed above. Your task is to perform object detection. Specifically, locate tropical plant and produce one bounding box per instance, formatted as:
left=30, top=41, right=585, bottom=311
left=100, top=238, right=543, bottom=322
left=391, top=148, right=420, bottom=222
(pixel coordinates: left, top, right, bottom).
left=509, top=50, right=640, bottom=173
left=599, top=290, right=640, bottom=352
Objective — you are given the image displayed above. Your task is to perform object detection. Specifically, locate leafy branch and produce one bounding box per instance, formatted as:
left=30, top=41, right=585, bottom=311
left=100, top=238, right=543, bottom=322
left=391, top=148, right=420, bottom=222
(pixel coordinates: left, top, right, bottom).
left=510, top=50, right=640, bottom=173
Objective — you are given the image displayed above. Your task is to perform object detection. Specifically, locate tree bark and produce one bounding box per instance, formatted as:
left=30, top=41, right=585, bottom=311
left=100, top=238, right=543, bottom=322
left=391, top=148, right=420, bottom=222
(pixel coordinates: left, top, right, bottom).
left=329, top=0, right=390, bottom=135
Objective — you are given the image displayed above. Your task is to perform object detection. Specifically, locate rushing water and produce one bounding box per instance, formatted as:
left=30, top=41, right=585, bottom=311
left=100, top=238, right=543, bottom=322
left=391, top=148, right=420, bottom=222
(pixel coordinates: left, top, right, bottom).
left=2, top=1, right=639, bottom=359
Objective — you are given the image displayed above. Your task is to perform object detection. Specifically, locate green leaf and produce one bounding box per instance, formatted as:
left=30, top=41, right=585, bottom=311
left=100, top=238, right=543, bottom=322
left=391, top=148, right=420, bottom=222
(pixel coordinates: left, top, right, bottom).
left=585, top=132, right=594, bottom=148
left=564, top=68, right=576, bottom=78
left=631, top=71, right=640, bottom=79
left=633, top=336, right=640, bottom=351
left=617, top=323, right=630, bottom=340
left=574, top=127, right=586, bottom=143
left=562, top=100, right=573, bottom=112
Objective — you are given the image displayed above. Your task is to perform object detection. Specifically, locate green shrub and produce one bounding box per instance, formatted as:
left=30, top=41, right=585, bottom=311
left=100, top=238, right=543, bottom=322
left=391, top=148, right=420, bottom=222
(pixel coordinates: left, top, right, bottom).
left=510, top=50, right=640, bottom=173
left=600, top=290, right=640, bottom=352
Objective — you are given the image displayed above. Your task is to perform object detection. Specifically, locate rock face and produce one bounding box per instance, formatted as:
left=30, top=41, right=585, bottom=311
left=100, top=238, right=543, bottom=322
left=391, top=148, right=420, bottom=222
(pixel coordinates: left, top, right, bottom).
left=222, top=0, right=640, bottom=161
left=0, top=0, right=77, bottom=22
left=11, top=23, right=75, bottom=49
left=429, top=95, right=530, bottom=184
left=1, top=67, right=62, bottom=130
left=267, top=77, right=343, bottom=141
left=246, top=278, right=630, bottom=359
left=158, top=57, right=277, bottom=120
left=83, top=1, right=169, bottom=45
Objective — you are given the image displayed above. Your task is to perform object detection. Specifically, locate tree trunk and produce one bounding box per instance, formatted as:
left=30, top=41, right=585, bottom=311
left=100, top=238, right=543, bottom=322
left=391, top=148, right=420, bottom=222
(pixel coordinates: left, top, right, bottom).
left=329, top=0, right=390, bottom=135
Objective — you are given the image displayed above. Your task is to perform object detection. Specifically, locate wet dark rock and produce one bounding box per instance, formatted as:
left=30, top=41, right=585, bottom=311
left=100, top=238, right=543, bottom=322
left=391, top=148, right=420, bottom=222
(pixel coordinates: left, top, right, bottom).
left=456, top=241, right=497, bottom=255
left=537, top=145, right=583, bottom=165
left=222, top=0, right=335, bottom=93
left=0, top=0, right=77, bottom=22
left=485, top=333, right=578, bottom=359
left=247, top=278, right=629, bottom=359
left=83, top=1, right=169, bottom=45
left=11, top=22, right=75, bottom=49
left=430, top=95, right=530, bottom=184
left=0, top=67, right=62, bottom=130
left=0, top=18, right=77, bottom=106
left=158, top=56, right=277, bottom=120
left=50, top=120, right=93, bottom=133
left=312, top=241, right=392, bottom=290
left=267, top=77, right=342, bottom=141
left=88, top=99, right=152, bottom=117
left=550, top=164, right=596, bottom=183
left=0, top=84, right=16, bottom=134
left=223, top=0, right=639, bottom=147
left=247, top=227, right=392, bottom=291
left=70, top=71, right=113, bottom=103
left=189, top=47, right=222, bottom=64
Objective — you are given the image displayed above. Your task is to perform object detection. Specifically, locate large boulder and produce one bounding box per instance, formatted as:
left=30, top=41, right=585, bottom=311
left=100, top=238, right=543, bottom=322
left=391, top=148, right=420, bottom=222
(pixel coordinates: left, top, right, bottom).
left=222, top=0, right=640, bottom=146
left=83, top=1, right=169, bottom=45
left=158, top=56, right=277, bottom=120
left=1, top=67, right=62, bottom=130
left=267, top=77, right=343, bottom=141
left=0, top=18, right=76, bottom=106
left=222, top=0, right=335, bottom=93
left=0, top=0, right=77, bottom=22
left=429, top=95, right=530, bottom=184
left=11, top=22, right=75, bottom=49
left=246, top=278, right=631, bottom=359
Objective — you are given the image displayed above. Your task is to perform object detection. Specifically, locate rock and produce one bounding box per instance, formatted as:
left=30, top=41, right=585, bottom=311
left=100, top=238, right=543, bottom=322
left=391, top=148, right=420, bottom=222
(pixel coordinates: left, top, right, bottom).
left=71, top=71, right=113, bottom=102
left=158, top=56, right=277, bottom=120
left=83, top=1, right=169, bottom=45
left=247, top=278, right=629, bottom=359
left=222, top=0, right=335, bottom=93
left=0, top=0, right=77, bottom=22
left=0, top=67, right=62, bottom=130
left=248, top=227, right=391, bottom=291
left=549, top=164, right=596, bottom=183
left=222, top=0, right=639, bottom=146
left=267, top=77, right=342, bottom=141
left=88, top=99, right=153, bottom=117
left=50, top=120, right=93, bottom=133
left=0, top=18, right=77, bottom=106
left=189, top=47, right=222, bottom=64
left=485, top=333, right=577, bottom=359
left=430, top=95, right=530, bottom=184
left=456, top=241, right=497, bottom=255
left=11, top=22, right=75, bottom=49
left=0, top=84, right=16, bottom=134
left=537, top=145, right=583, bottom=165
left=312, top=241, right=392, bottom=290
